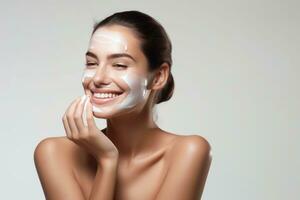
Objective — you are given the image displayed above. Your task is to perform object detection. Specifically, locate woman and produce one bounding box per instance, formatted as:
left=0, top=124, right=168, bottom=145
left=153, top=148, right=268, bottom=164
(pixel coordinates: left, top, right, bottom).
left=34, top=10, right=212, bottom=200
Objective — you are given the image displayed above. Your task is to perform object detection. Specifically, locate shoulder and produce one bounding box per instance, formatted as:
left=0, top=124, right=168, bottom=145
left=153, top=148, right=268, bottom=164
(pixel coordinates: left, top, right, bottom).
left=34, top=136, right=73, bottom=154
left=33, top=136, right=87, bottom=199
left=179, top=135, right=211, bottom=153
left=169, top=134, right=212, bottom=163
left=34, top=136, right=81, bottom=164
left=34, top=136, right=70, bottom=149
left=154, top=134, right=212, bottom=199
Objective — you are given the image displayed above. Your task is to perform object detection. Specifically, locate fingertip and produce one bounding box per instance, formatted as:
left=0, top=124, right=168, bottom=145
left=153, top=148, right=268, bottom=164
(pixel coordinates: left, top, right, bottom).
left=85, top=95, right=92, bottom=112
left=87, top=95, right=92, bottom=106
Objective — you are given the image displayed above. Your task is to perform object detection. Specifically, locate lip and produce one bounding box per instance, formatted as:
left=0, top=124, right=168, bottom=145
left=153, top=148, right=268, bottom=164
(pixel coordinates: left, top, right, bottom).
left=91, top=92, right=125, bottom=105
left=91, top=88, right=123, bottom=94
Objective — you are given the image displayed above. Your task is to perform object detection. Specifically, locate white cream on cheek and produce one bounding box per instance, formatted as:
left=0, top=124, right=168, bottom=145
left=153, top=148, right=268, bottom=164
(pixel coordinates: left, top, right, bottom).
left=115, top=72, right=149, bottom=110
left=81, top=68, right=96, bottom=83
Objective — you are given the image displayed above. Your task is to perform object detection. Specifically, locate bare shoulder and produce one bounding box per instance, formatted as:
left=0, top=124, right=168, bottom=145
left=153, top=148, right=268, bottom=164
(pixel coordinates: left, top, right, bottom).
left=154, top=133, right=212, bottom=199
left=34, top=136, right=78, bottom=158
left=167, top=134, right=212, bottom=161
left=180, top=135, right=211, bottom=152
left=33, top=136, right=87, bottom=199
left=34, top=136, right=88, bottom=171
left=34, top=136, right=72, bottom=149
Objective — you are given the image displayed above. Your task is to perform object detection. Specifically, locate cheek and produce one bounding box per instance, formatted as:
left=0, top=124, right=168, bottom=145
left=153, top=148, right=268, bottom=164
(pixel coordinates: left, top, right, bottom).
left=81, top=69, right=96, bottom=82
left=114, top=72, right=150, bottom=109
left=114, top=75, right=130, bottom=91
left=121, top=73, right=143, bottom=94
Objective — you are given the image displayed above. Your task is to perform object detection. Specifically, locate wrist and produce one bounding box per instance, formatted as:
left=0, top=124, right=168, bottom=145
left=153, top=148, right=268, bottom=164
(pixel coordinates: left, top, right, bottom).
left=97, top=155, right=119, bottom=168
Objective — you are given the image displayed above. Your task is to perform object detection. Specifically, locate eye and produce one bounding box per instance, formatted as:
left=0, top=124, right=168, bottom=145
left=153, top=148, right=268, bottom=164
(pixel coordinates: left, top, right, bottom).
left=85, top=63, right=97, bottom=66
left=113, top=64, right=128, bottom=68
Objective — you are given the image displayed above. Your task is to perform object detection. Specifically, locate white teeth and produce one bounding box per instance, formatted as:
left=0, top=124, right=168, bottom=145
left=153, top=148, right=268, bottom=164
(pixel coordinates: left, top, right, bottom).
left=93, top=92, right=121, bottom=99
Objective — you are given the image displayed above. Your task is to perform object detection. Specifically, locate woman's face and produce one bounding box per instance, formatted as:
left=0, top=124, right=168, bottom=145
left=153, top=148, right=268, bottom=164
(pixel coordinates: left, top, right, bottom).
left=82, top=25, right=152, bottom=119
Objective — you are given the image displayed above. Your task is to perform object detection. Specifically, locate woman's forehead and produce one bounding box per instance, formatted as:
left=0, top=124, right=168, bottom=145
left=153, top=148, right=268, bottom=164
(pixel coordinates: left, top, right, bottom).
left=89, top=26, right=140, bottom=54
left=87, top=26, right=146, bottom=64
left=90, top=29, right=127, bottom=52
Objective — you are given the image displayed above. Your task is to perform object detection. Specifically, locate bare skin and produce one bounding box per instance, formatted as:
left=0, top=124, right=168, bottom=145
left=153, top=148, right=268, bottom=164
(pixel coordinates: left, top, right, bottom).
left=34, top=24, right=212, bottom=200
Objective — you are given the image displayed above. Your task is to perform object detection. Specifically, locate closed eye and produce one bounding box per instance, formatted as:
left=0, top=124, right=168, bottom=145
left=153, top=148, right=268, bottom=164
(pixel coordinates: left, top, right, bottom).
left=85, top=63, right=97, bottom=66
left=84, top=63, right=127, bottom=68
left=113, top=64, right=128, bottom=68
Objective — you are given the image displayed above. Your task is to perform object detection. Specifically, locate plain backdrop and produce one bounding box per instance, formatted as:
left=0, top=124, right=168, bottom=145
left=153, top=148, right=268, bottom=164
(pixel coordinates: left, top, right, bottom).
left=1, top=0, right=299, bottom=199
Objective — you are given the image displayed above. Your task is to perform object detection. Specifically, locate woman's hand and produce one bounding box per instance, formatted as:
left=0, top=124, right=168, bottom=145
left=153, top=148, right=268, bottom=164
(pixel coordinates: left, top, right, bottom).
left=62, top=95, right=119, bottom=164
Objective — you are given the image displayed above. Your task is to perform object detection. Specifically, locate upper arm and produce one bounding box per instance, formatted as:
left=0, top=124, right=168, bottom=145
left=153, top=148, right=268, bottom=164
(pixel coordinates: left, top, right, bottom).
left=155, top=135, right=212, bottom=200
left=34, top=137, right=86, bottom=200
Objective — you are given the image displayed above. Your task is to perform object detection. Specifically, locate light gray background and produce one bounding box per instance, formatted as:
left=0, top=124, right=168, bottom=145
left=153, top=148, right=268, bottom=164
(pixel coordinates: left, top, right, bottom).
left=1, top=0, right=299, bottom=199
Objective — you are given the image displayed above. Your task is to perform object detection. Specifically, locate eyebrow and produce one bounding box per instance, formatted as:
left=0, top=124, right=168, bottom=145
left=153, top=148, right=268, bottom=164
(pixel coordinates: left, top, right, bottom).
left=85, top=51, right=136, bottom=62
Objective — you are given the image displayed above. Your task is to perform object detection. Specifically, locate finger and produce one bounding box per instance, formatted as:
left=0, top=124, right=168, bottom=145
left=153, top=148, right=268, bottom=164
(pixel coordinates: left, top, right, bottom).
left=66, top=97, right=82, bottom=138
left=82, top=95, right=89, bottom=127
left=86, top=95, right=97, bottom=129
left=64, top=98, right=79, bottom=138
left=74, top=95, right=87, bottom=132
left=62, top=114, right=71, bottom=138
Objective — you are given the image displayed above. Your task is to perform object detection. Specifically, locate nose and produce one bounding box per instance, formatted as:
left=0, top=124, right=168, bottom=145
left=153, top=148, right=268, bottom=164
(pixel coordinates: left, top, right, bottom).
left=92, top=65, right=111, bottom=87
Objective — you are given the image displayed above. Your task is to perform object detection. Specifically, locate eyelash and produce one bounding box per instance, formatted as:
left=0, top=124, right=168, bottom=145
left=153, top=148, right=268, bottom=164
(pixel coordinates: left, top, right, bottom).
left=85, top=63, right=96, bottom=66
left=85, top=63, right=128, bottom=68
left=114, top=64, right=128, bottom=68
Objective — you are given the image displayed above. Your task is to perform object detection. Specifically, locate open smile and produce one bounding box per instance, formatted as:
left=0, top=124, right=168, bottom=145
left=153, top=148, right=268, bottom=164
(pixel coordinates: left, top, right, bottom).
left=91, top=91, right=125, bottom=105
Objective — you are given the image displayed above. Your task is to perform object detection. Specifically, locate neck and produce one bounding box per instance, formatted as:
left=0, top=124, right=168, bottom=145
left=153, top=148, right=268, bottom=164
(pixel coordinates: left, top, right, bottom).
left=104, top=105, right=159, bottom=160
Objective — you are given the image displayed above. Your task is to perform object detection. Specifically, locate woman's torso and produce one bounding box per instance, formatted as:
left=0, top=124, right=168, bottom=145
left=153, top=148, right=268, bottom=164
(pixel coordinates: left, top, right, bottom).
left=62, top=129, right=181, bottom=200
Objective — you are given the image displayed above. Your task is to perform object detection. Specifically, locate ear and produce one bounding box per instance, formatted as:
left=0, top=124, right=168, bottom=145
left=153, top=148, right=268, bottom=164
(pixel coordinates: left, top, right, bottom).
left=149, top=62, right=170, bottom=91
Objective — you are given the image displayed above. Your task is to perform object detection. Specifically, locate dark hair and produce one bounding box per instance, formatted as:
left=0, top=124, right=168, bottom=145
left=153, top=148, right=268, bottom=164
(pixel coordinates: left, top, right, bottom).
left=91, top=10, right=174, bottom=105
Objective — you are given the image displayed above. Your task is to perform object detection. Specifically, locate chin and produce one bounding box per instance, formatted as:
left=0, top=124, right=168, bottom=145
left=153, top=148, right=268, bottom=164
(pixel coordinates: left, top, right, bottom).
left=92, top=105, right=143, bottom=120
left=92, top=108, right=126, bottom=119
left=92, top=110, right=115, bottom=119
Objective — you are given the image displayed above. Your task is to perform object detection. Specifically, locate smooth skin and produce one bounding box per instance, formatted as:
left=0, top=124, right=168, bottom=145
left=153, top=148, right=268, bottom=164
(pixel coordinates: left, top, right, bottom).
left=34, top=25, right=212, bottom=200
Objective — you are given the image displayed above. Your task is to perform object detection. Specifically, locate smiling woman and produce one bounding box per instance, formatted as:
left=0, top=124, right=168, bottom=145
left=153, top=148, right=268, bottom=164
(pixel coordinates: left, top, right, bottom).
left=34, top=10, right=212, bottom=200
